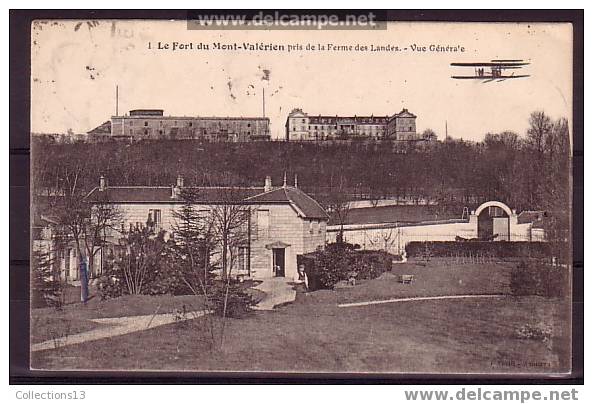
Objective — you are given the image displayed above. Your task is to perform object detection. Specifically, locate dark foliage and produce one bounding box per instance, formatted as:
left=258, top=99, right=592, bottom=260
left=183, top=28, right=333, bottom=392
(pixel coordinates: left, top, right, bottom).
left=405, top=241, right=550, bottom=259
left=510, top=261, right=570, bottom=298
left=209, top=281, right=257, bottom=318
left=31, top=249, right=65, bottom=309
left=97, top=225, right=171, bottom=299
left=33, top=110, right=570, bottom=237
left=300, top=243, right=394, bottom=290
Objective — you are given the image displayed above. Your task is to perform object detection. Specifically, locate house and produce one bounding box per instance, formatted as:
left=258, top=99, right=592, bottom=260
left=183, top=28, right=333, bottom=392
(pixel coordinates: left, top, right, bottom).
left=85, top=175, right=329, bottom=281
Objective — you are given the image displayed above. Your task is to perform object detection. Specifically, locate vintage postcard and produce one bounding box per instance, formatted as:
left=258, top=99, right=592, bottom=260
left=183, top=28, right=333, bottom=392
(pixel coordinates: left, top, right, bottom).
left=29, top=15, right=574, bottom=375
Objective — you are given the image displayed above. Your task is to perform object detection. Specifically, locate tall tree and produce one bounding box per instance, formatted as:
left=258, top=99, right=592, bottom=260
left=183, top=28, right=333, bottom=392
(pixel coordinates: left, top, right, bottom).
left=49, top=163, right=122, bottom=301
left=526, top=111, right=553, bottom=154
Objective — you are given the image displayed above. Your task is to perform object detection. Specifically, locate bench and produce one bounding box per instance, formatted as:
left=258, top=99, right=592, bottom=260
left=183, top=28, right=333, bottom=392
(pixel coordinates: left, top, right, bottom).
left=398, top=274, right=415, bottom=284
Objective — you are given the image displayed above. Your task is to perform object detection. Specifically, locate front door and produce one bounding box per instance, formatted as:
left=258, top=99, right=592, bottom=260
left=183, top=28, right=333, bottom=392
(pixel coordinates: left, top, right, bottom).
left=272, top=248, right=285, bottom=277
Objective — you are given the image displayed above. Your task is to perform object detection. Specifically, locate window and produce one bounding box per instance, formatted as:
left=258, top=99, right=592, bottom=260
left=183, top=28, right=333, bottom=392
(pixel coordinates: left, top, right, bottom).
left=144, top=121, right=148, bottom=127
left=247, top=123, right=251, bottom=128
left=257, top=210, right=270, bottom=238
left=149, top=209, right=162, bottom=228
left=237, top=247, right=249, bottom=274
left=144, top=129, right=148, bottom=135
left=65, top=248, right=71, bottom=272
left=189, top=122, right=193, bottom=127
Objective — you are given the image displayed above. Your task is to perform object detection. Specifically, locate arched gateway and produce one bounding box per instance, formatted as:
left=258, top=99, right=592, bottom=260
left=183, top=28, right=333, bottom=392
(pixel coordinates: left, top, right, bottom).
left=474, top=201, right=513, bottom=241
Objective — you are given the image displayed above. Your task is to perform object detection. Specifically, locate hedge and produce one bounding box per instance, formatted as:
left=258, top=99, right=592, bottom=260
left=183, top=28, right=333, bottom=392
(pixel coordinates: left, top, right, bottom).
left=405, top=241, right=551, bottom=259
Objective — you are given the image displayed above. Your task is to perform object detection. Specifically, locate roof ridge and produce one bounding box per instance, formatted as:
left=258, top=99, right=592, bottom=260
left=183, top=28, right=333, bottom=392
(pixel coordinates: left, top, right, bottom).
left=285, top=186, right=329, bottom=219
left=245, top=186, right=288, bottom=201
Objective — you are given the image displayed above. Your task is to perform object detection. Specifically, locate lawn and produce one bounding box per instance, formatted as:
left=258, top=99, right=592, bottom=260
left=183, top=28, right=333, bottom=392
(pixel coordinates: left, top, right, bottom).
left=31, top=260, right=571, bottom=374
left=334, top=259, right=515, bottom=304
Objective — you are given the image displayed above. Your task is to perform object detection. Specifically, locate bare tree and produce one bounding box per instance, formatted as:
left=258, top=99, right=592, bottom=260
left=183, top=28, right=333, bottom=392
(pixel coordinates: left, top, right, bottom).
left=527, top=111, right=553, bottom=154
left=324, top=174, right=351, bottom=244
left=51, top=167, right=121, bottom=301
left=204, top=176, right=254, bottom=348
left=115, top=224, right=167, bottom=295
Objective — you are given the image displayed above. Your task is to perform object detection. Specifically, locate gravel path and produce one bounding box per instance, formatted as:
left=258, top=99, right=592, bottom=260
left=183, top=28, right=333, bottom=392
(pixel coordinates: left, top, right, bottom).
left=253, top=278, right=297, bottom=310
left=31, top=310, right=208, bottom=352
left=338, top=294, right=507, bottom=308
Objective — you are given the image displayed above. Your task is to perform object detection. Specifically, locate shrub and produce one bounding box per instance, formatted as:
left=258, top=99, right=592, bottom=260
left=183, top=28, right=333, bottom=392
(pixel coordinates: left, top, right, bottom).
left=208, top=281, right=257, bottom=318
left=510, top=260, right=570, bottom=298
left=352, top=250, right=393, bottom=280
left=405, top=241, right=550, bottom=259
left=96, top=272, right=125, bottom=300
left=300, top=244, right=395, bottom=290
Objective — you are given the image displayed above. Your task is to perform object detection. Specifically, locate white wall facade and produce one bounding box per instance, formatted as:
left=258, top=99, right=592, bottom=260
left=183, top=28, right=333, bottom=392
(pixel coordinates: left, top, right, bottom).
left=112, top=201, right=326, bottom=281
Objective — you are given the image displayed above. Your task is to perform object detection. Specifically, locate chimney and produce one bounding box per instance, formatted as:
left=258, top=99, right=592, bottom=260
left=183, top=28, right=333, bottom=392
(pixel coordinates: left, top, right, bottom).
left=283, top=172, right=287, bottom=187
left=171, top=185, right=179, bottom=199
left=99, top=175, right=106, bottom=191
left=176, top=175, right=184, bottom=188
left=264, top=176, right=272, bottom=192
left=294, top=173, right=298, bottom=188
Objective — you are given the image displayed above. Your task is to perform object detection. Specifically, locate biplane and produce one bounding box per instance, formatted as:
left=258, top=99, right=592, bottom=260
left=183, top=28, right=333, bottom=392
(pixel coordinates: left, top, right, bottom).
left=450, top=59, right=530, bottom=82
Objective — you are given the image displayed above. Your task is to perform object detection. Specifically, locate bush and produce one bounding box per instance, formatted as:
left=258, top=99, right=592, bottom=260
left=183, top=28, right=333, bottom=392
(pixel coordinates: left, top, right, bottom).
left=96, top=271, right=125, bottom=300
left=209, top=281, right=257, bottom=318
left=352, top=250, right=393, bottom=280
left=405, top=241, right=550, bottom=259
left=300, top=243, right=395, bottom=290
left=510, top=260, right=570, bottom=298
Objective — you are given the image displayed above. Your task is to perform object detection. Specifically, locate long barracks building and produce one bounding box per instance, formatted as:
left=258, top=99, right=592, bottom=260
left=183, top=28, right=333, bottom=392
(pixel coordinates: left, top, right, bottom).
left=285, top=108, right=424, bottom=142
left=88, top=109, right=271, bottom=142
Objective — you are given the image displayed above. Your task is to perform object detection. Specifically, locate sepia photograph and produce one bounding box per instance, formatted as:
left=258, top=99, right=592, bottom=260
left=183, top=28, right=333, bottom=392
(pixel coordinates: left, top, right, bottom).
left=24, top=13, right=577, bottom=376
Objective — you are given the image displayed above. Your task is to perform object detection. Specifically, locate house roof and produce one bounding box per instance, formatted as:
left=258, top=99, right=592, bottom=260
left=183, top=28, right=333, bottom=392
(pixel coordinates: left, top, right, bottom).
left=246, top=186, right=329, bottom=220
left=86, top=186, right=264, bottom=203
left=517, top=210, right=545, bottom=224
left=85, top=185, right=329, bottom=220
left=308, top=116, right=389, bottom=125
left=329, top=204, right=460, bottom=226
left=87, top=120, right=111, bottom=135
left=393, top=108, right=417, bottom=118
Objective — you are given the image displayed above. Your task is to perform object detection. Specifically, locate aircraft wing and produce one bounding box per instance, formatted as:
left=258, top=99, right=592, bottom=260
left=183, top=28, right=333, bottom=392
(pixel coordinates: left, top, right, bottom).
left=450, top=62, right=529, bottom=67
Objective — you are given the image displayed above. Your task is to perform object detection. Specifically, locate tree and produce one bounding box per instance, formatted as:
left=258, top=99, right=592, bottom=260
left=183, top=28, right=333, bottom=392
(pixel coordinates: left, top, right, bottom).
left=323, top=173, right=351, bottom=243
left=204, top=175, right=255, bottom=347
left=167, top=181, right=255, bottom=350
left=31, top=249, right=64, bottom=309
left=538, top=117, right=571, bottom=262
left=526, top=111, right=553, bottom=154
left=169, top=188, right=216, bottom=297
left=484, top=131, right=521, bottom=151
left=113, top=224, right=168, bottom=296
left=421, top=128, right=437, bottom=141
left=51, top=167, right=122, bottom=301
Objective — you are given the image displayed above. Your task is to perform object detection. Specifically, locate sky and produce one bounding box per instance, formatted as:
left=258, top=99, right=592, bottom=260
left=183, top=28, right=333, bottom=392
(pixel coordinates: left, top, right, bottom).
left=31, top=20, right=573, bottom=141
